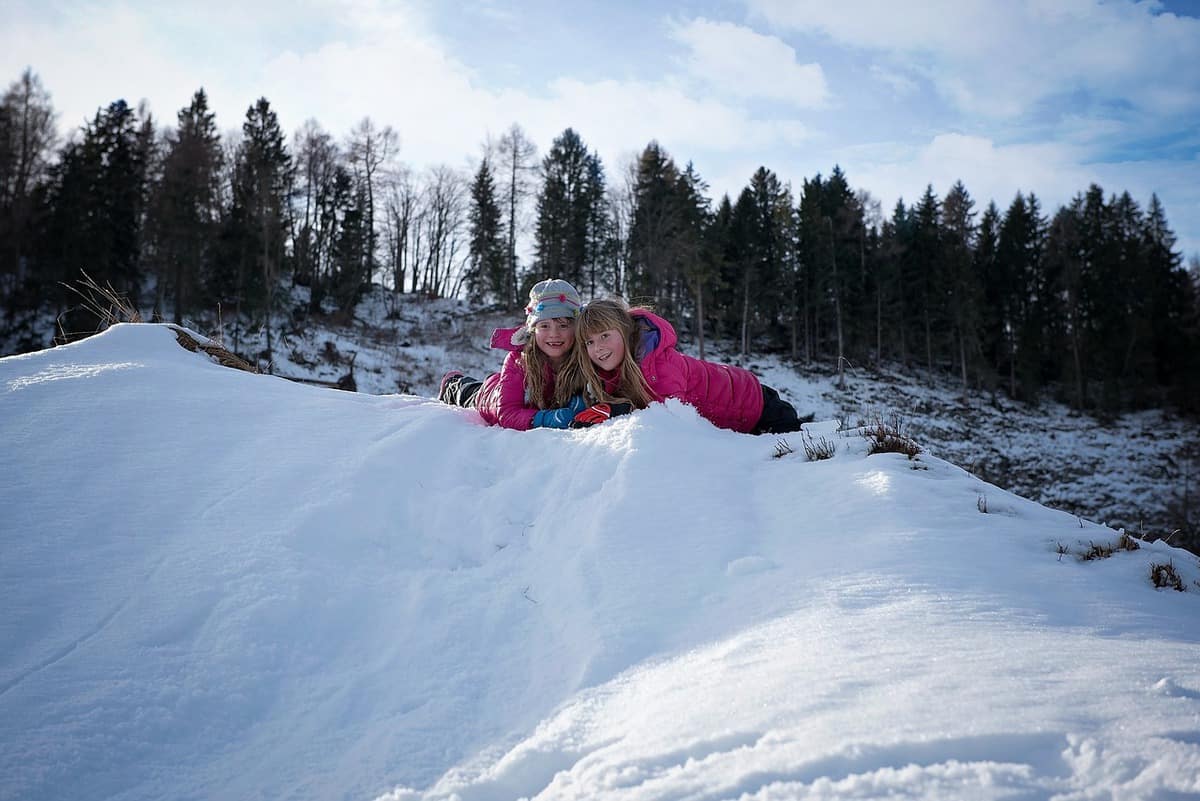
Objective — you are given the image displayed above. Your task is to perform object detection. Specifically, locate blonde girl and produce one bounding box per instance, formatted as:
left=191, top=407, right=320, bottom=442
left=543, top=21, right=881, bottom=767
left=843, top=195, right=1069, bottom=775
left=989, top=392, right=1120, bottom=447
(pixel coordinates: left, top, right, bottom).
left=439, top=279, right=588, bottom=429
left=568, top=298, right=806, bottom=434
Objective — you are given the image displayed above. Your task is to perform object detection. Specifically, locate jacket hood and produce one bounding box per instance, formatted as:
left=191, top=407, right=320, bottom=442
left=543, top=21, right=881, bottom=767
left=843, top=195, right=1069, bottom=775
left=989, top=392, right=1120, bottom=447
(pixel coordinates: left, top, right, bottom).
left=631, top=309, right=677, bottom=356
left=489, top=326, right=524, bottom=353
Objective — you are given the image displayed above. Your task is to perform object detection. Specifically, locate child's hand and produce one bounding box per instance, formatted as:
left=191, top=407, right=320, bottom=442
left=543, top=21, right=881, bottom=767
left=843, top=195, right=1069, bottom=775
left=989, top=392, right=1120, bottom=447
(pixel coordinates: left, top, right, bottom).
left=531, top=395, right=589, bottom=429
left=569, top=402, right=633, bottom=428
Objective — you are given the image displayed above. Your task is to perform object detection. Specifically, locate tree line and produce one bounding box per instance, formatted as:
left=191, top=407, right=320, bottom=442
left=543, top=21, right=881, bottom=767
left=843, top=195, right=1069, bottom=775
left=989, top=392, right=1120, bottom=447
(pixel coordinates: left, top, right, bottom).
left=2, top=68, right=1198, bottom=413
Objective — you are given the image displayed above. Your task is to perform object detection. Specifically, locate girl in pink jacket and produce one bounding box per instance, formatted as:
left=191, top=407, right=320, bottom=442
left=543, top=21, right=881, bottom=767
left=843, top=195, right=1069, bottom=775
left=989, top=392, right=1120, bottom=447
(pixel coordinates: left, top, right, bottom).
left=564, top=298, right=806, bottom=434
left=438, top=279, right=588, bottom=430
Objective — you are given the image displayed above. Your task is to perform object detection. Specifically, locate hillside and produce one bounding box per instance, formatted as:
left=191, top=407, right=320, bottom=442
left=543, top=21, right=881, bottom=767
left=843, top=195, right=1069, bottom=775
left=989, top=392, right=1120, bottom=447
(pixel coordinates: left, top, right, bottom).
left=1, top=322, right=1198, bottom=800
left=212, top=287, right=1198, bottom=554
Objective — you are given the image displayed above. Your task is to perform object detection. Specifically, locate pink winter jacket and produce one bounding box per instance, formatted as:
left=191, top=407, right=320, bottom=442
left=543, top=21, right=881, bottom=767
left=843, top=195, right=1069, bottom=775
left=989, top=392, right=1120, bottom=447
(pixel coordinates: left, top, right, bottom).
left=627, top=310, right=764, bottom=433
left=474, top=327, right=555, bottom=430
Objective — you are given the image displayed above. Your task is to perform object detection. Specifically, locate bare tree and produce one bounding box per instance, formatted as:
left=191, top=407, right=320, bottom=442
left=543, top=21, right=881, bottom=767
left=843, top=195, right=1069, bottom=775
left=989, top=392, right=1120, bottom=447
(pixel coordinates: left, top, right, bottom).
left=418, top=165, right=467, bottom=297
left=293, top=118, right=340, bottom=300
left=0, top=68, right=58, bottom=310
left=495, top=123, right=537, bottom=307
left=346, top=117, right=399, bottom=285
left=382, top=165, right=419, bottom=298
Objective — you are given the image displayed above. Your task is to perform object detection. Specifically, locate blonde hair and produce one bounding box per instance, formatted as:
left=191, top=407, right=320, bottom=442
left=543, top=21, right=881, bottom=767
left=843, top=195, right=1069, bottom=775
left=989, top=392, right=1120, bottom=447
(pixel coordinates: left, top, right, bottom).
left=523, top=317, right=586, bottom=409
left=564, top=298, right=655, bottom=409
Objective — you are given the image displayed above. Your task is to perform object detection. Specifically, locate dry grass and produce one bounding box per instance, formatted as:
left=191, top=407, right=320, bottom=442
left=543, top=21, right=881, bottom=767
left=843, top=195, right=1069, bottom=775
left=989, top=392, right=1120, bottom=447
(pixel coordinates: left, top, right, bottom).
left=56, top=271, right=143, bottom=343
left=802, top=431, right=837, bottom=461
left=56, top=271, right=258, bottom=374
left=171, top=327, right=258, bottom=373
left=1080, top=532, right=1141, bottom=562
left=1150, top=561, right=1185, bottom=591
left=860, top=412, right=921, bottom=459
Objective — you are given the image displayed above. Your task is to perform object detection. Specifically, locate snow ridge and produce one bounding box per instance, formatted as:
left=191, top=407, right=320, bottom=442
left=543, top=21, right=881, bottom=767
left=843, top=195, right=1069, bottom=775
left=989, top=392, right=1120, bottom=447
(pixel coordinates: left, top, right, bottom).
left=1, top=324, right=1198, bottom=801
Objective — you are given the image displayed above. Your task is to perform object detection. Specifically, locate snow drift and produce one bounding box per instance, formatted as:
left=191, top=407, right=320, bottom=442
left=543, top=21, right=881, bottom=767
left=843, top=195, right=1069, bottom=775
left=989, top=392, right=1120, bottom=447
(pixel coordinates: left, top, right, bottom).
left=1, top=324, right=1198, bottom=801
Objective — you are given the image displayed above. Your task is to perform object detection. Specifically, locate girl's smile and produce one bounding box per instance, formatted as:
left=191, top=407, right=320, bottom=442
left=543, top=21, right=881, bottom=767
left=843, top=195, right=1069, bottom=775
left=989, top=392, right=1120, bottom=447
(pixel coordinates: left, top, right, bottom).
left=533, top=318, right=575, bottom=365
left=586, top=328, right=625, bottom=372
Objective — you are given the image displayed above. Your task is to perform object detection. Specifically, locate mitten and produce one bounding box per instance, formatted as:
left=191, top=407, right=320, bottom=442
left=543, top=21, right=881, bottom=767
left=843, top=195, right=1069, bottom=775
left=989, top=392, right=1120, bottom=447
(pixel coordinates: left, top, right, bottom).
left=569, top=402, right=633, bottom=428
left=531, top=395, right=588, bottom=429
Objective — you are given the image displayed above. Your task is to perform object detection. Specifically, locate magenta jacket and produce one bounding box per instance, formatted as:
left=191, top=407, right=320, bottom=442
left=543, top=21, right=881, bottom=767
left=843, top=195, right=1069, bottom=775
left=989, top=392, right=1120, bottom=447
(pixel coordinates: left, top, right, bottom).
left=474, top=327, right=555, bottom=430
left=623, top=310, right=764, bottom=433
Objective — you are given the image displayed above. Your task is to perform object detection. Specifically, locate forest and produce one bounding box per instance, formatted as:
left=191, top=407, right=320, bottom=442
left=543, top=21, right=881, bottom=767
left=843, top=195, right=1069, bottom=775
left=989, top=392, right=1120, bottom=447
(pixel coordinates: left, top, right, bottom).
left=2, top=67, right=1198, bottom=415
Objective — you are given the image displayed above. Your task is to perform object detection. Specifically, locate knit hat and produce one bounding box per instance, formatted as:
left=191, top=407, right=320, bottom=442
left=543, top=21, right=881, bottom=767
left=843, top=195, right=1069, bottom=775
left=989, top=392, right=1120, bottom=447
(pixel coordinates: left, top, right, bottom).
left=512, top=278, right=583, bottom=345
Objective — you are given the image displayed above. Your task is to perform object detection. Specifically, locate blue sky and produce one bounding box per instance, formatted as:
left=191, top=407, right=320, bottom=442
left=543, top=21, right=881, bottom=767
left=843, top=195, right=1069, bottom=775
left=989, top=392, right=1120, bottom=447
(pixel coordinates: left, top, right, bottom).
left=4, top=0, right=1199, bottom=259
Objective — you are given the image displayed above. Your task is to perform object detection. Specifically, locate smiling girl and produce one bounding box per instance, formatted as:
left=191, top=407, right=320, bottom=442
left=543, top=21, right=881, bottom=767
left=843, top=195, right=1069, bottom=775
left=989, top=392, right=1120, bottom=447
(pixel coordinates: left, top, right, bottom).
left=438, top=279, right=588, bottom=430
left=565, top=298, right=807, bottom=434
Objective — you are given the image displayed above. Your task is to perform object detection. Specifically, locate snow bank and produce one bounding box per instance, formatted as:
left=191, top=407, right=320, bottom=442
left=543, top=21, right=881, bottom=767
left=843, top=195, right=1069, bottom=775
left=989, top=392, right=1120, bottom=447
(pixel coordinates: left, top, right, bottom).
left=1, top=324, right=1198, bottom=801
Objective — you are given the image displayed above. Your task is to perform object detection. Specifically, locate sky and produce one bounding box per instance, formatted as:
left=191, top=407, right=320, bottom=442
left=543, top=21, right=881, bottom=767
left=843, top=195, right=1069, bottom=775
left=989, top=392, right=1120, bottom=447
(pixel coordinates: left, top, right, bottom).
left=2, top=317, right=1200, bottom=800
left=3, top=0, right=1199, bottom=260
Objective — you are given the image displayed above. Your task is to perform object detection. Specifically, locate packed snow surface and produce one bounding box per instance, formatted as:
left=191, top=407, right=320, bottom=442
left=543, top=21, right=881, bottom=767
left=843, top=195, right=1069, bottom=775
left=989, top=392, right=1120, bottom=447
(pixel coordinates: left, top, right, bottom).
left=2, top=324, right=1199, bottom=801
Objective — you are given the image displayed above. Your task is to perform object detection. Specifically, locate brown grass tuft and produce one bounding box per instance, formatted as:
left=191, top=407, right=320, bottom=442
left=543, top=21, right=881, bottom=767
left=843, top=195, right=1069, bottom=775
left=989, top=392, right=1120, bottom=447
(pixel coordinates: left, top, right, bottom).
left=172, top=327, right=258, bottom=373
left=1150, top=561, right=1185, bottom=591
left=860, top=412, right=921, bottom=459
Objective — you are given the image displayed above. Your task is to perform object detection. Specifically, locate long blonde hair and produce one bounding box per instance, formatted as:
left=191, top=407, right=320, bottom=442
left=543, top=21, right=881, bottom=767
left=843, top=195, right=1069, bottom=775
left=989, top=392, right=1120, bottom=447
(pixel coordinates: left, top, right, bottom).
left=522, top=318, right=587, bottom=409
left=562, top=298, right=655, bottom=409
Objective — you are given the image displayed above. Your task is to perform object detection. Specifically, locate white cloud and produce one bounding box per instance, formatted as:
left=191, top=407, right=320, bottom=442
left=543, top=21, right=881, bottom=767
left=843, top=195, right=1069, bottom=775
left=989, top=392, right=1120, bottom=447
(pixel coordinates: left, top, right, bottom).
left=669, top=18, right=828, bottom=107
left=847, top=133, right=1094, bottom=214
left=868, top=65, right=919, bottom=97
left=0, top=4, right=232, bottom=132
left=746, top=0, right=1200, bottom=120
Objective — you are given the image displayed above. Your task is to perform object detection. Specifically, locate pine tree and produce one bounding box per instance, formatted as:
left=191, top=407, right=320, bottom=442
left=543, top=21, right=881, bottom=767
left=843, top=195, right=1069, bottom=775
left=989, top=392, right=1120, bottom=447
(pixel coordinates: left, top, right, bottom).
left=676, top=162, right=714, bottom=357
left=1044, top=196, right=1088, bottom=408
left=974, top=201, right=1002, bottom=389
left=941, top=181, right=979, bottom=395
left=627, top=142, right=682, bottom=308
left=466, top=157, right=506, bottom=304
left=226, top=97, right=292, bottom=363
left=910, top=185, right=942, bottom=374
left=42, top=99, right=152, bottom=336
left=1142, top=194, right=1195, bottom=406
left=146, top=88, right=223, bottom=325
left=533, top=128, right=607, bottom=295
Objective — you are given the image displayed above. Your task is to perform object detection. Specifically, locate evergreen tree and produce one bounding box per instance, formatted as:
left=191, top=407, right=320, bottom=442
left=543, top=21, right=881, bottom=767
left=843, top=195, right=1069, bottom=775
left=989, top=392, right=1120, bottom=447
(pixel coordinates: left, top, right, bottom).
left=329, top=165, right=368, bottom=313
left=533, top=128, right=607, bottom=296
left=225, top=97, right=292, bottom=362
left=626, top=142, right=683, bottom=308
left=910, top=185, right=942, bottom=373
left=1142, top=194, right=1197, bottom=408
left=41, top=99, right=153, bottom=335
left=708, top=193, right=739, bottom=343
left=1044, top=196, right=1088, bottom=408
left=466, top=156, right=506, bottom=304
left=146, top=88, right=223, bottom=325
left=941, top=181, right=980, bottom=394
left=974, top=201, right=1002, bottom=389
left=676, top=162, right=714, bottom=356
left=994, top=192, right=1047, bottom=400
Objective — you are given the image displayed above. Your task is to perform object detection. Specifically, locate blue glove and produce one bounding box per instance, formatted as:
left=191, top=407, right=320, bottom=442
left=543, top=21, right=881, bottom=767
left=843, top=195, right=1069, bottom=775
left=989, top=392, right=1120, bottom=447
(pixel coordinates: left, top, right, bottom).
left=532, top=394, right=588, bottom=429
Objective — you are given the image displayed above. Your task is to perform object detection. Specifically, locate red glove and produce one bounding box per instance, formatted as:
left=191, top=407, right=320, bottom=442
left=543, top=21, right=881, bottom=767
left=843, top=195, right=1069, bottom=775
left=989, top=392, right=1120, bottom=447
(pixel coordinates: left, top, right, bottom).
left=570, top=402, right=633, bottom=428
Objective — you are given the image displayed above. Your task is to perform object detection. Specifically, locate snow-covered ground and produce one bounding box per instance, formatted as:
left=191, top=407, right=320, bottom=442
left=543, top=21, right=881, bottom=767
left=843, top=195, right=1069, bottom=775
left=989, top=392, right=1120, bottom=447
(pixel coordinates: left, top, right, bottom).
left=2, top=322, right=1199, bottom=800
left=224, top=286, right=1196, bottom=547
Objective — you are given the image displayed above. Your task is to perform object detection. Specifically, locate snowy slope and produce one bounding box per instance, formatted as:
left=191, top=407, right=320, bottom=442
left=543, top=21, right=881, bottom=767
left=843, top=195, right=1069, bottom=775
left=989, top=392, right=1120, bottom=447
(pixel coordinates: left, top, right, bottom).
left=1, top=324, right=1199, bottom=801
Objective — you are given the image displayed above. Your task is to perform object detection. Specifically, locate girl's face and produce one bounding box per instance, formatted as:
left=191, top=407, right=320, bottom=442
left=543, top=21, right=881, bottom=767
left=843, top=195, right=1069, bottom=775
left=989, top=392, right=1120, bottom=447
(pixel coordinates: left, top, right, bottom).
left=585, top=327, right=626, bottom=372
left=533, top=318, right=575, bottom=365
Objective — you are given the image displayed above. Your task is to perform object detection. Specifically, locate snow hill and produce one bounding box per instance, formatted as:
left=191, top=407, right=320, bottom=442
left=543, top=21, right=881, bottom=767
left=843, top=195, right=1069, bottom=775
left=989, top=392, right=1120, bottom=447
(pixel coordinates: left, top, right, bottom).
left=2, top=323, right=1199, bottom=801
